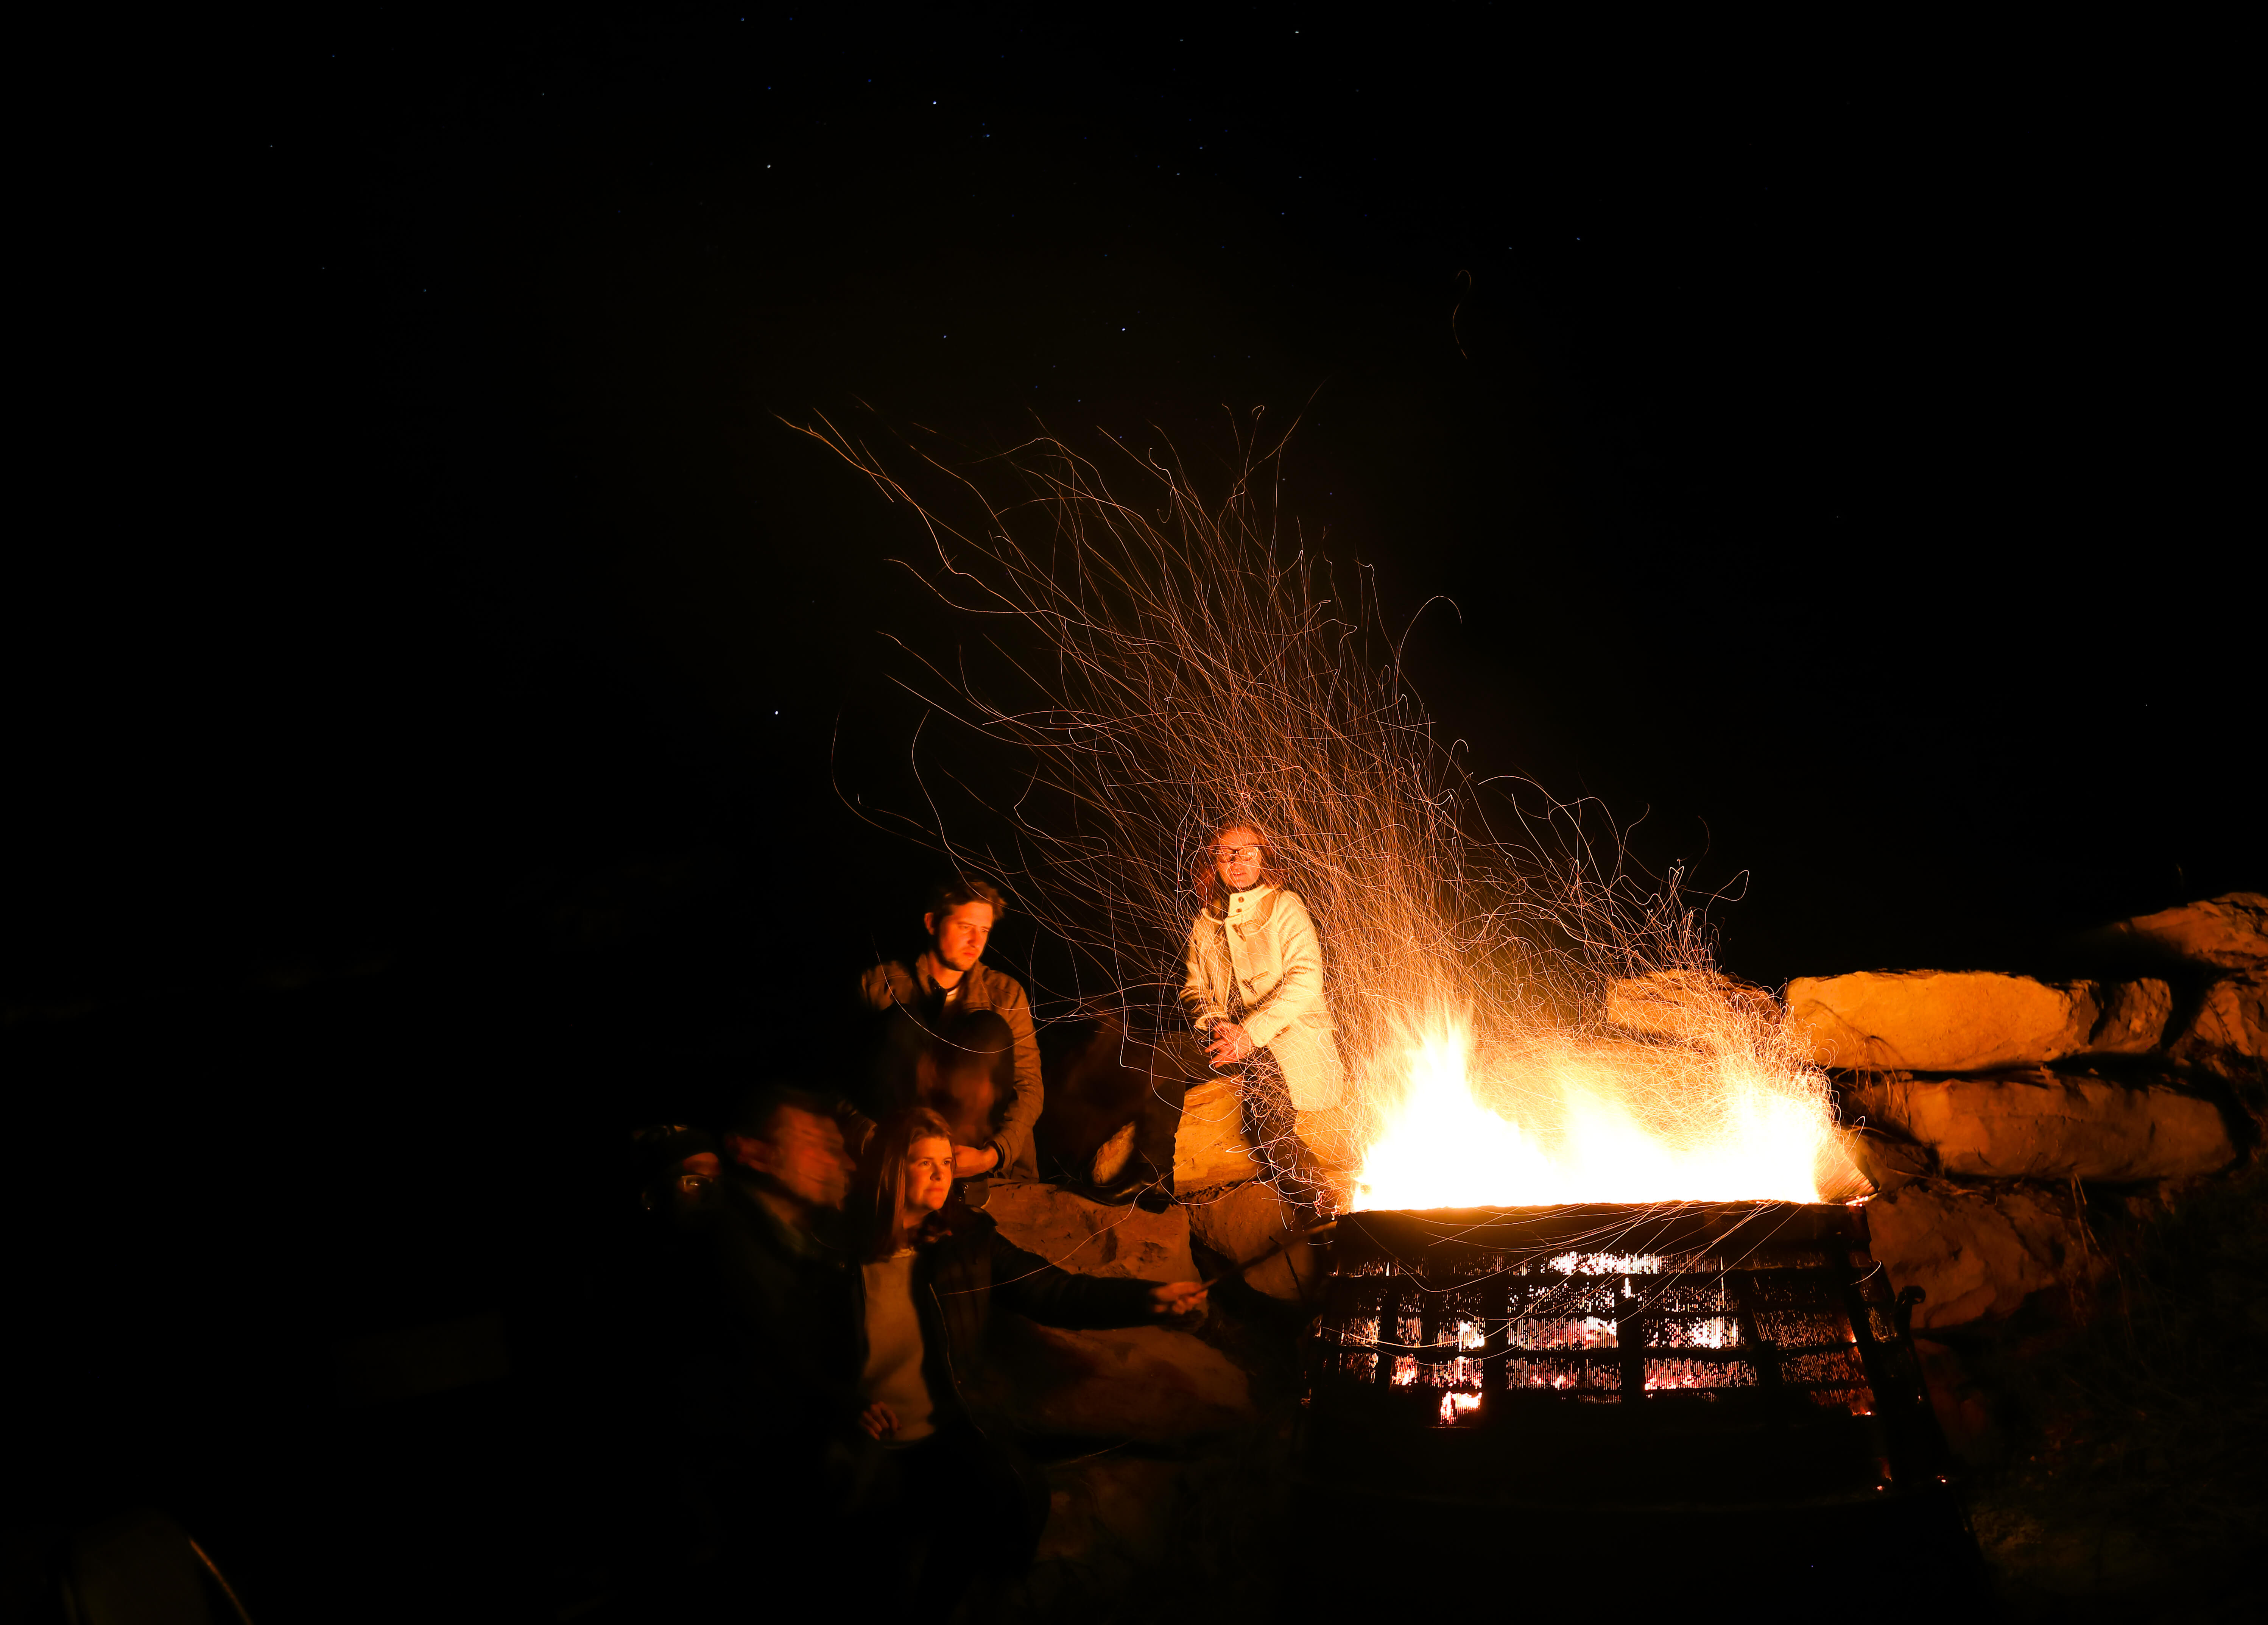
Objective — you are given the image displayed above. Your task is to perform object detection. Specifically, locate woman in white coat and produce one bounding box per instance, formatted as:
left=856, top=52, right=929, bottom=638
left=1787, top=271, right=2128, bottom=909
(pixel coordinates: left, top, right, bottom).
left=1180, top=820, right=1345, bottom=1218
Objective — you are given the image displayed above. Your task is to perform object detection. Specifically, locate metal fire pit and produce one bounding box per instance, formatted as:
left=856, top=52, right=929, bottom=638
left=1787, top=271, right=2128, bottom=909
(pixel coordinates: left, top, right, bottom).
left=1296, top=1203, right=1982, bottom=1603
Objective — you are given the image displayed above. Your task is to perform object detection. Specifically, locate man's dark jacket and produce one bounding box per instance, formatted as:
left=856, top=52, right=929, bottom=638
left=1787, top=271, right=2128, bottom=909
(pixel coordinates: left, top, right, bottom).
left=684, top=1174, right=860, bottom=1462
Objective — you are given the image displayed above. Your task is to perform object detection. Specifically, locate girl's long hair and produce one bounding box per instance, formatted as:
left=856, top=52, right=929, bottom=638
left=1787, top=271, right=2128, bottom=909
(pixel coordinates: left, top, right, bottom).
left=854, top=1105, right=956, bottom=1259
left=1192, top=819, right=1285, bottom=914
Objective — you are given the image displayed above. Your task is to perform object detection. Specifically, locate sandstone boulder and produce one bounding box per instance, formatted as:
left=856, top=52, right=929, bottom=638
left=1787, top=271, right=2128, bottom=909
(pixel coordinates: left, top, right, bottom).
left=1184, top=1177, right=1329, bottom=1300
left=2081, top=891, right=2268, bottom=969
left=2165, top=970, right=2268, bottom=1076
left=977, top=1181, right=1249, bottom=1439
left=1032, top=1455, right=1184, bottom=1570
left=1786, top=971, right=2170, bottom=1071
left=1863, top=1179, right=2095, bottom=1330
left=1173, top=1078, right=1262, bottom=1191
left=1846, top=1070, right=2235, bottom=1182
left=984, top=1181, right=1199, bottom=1284
left=983, top=1317, right=1255, bottom=1441
left=1841, top=1126, right=1933, bottom=1191
left=1604, top=970, right=1781, bottom=1046
left=2094, top=978, right=2176, bottom=1052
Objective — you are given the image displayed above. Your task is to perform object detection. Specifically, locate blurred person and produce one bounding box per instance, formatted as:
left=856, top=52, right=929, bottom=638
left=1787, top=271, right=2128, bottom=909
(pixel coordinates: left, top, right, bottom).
left=854, top=878, right=1042, bottom=1182
left=846, top=1106, right=1206, bottom=1603
left=680, top=1085, right=868, bottom=1603
left=699, top=1086, right=859, bottom=1432
left=1181, top=820, right=1346, bottom=1220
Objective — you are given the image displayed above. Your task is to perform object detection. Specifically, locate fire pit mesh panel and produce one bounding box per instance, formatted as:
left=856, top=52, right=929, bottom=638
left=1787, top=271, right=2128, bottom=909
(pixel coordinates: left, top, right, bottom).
left=1310, top=1204, right=1925, bottom=1425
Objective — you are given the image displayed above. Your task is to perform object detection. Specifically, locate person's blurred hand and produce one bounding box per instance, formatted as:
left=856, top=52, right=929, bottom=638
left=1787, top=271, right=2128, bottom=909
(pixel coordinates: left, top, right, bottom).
left=1204, top=1022, right=1254, bottom=1065
left=857, top=1402, right=900, bottom=1440
left=952, top=1143, right=1001, bottom=1178
left=1150, top=1282, right=1209, bottom=1316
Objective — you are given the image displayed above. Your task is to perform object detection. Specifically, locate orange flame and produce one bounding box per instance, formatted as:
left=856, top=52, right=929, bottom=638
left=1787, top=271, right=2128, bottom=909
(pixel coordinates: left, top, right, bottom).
left=1351, top=1011, right=1854, bottom=1210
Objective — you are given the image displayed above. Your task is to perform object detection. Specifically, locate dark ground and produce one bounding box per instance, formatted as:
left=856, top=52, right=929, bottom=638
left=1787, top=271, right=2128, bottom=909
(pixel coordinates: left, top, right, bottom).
left=7, top=13, right=2260, bottom=1620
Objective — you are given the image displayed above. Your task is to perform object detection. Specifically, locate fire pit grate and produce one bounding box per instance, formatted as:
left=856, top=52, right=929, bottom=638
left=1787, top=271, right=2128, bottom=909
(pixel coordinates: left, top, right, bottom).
left=1304, top=1202, right=1949, bottom=1506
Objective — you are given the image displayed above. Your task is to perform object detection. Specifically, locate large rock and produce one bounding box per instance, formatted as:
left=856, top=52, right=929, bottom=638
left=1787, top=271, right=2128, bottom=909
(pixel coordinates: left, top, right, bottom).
left=1846, top=1070, right=2235, bottom=1182
left=1173, top=1078, right=1262, bottom=1190
left=983, top=1180, right=1199, bottom=1283
left=2081, top=891, right=2268, bottom=969
left=1604, top=970, right=1781, bottom=1046
left=1184, top=1177, right=1328, bottom=1300
left=1787, top=971, right=2170, bottom=1071
left=2165, top=970, right=2268, bottom=1076
left=977, top=1180, right=1249, bottom=1439
left=1031, top=1455, right=1184, bottom=1571
left=983, top=1317, right=1255, bottom=1441
left=1841, top=1127, right=1933, bottom=1192
left=1864, top=1179, right=2095, bottom=1330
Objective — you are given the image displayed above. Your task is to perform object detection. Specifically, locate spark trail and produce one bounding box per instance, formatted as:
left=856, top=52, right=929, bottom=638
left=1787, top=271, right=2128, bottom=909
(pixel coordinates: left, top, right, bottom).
left=798, top=413, right=1855, bottom=1207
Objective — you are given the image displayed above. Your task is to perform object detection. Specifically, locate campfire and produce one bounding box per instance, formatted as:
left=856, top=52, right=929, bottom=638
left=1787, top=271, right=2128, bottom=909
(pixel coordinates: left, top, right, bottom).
left=1304, top=1003, right=1936, bottom=1497
left=1294, top=1011, right=1963, bottom=1543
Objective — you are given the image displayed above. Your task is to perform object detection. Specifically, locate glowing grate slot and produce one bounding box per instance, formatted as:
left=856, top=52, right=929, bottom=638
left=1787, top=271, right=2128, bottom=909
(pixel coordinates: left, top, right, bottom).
left=1648, top=1315, right=1745, bottom=1349
left=1648, top=1279, right=1742, bottom=1313
left=1756, top=1308, right=1854, bottom=1347
left=1504, top=1358, right=1619, bottom=1395
left=1548, top=1251, right=1667, bottom=1275
left=1508, top=1316, right=1618, bottom=1351
left=1644, top=1358, right=1759, bottom=1393
left=1782, top=1347, right=1868, bottom=1386
left=1802, top=1386, right=1875, bottom=1416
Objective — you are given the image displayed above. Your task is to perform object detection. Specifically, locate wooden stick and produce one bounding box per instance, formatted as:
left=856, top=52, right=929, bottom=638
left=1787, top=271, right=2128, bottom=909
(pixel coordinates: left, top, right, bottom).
left=1199, top=1217, right=1338, bottom=1289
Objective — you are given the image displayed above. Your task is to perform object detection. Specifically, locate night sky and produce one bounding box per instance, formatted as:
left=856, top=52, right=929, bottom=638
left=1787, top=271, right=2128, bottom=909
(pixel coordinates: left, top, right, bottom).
left=7, top=13, right=2256, bottom=1616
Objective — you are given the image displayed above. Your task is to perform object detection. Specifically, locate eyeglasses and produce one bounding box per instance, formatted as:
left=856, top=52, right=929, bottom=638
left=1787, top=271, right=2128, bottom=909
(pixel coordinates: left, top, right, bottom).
left=1213, top=845, right=1262, bottom=864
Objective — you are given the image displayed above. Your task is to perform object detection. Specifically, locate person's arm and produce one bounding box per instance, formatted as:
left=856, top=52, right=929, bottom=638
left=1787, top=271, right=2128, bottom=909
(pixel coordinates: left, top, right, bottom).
left=854, top=961, right=910, bottom=1014
left=984, top=1226, right=1203, bottom=1328
left=985, top=973, right=1044, bottom=1174
left=1236, top=895, right=1327, bottom=1051
left=1180, top=915, right=1229, bottom=1032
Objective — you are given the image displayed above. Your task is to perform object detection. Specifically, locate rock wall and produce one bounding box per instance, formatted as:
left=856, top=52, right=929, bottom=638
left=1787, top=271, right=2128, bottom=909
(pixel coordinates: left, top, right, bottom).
left=1796, top=893, right=2264, bottom=1333
left=1845, top=1070, right=2233, bottom=1182
left=1785, top=969, right=2171, bottom=1071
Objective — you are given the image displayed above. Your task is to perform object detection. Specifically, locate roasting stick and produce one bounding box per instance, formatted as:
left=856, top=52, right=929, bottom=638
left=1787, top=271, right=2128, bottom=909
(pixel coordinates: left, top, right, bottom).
left=1199, top=1217, right=1339, bottom=1290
